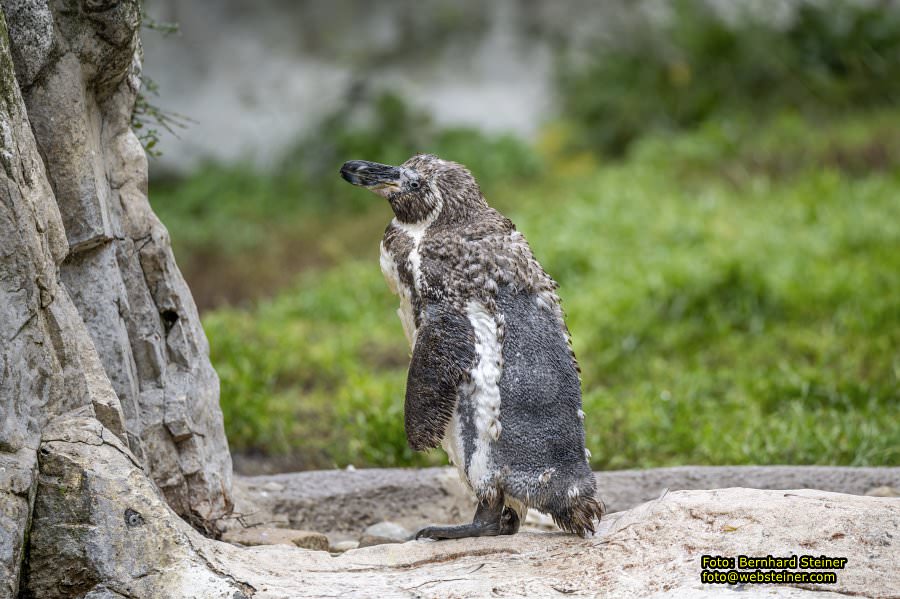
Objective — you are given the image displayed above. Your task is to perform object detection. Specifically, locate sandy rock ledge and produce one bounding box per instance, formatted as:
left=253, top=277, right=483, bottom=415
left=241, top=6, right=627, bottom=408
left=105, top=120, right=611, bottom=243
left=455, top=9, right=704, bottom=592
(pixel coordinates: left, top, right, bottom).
left=211, top=490, right=898, bottom=599
left=24, top=416, right=899, bottom=599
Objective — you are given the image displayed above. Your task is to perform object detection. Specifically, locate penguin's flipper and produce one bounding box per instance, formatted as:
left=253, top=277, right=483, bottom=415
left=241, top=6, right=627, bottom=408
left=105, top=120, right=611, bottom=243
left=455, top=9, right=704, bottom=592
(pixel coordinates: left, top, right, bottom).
left=404, top=305, right=475, bottom=451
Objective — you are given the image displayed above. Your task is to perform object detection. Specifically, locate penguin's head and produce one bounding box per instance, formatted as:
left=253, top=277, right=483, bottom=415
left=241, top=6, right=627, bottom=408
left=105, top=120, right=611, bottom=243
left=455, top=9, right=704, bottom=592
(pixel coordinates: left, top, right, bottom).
left=340, top=153, right=487, bottom=224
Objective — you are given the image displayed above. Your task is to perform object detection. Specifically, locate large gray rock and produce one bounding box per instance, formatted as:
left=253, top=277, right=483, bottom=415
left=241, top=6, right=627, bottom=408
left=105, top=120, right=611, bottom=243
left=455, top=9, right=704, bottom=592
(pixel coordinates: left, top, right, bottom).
left=217, top=489, right=896, bottom=597
left=22, top=417, right=246, bottom=599
left=0, top=0, right=232, bottom=525
left=0, top=5, right=124, bottom=593
left=0, top=2, right=232, bottom=594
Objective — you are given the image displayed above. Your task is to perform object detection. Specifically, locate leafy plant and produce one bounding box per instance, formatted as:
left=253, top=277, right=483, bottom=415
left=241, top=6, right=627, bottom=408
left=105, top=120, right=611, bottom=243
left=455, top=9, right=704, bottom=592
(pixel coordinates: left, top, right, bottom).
left=132, top=76, right=193, bottom=157
left=132, top=14, right=191, bottom=156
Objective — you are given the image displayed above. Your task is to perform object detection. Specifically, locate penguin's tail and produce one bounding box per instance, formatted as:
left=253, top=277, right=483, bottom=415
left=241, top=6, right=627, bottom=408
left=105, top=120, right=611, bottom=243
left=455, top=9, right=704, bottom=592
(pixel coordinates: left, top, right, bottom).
left=550, top=494, right=604, bottom=537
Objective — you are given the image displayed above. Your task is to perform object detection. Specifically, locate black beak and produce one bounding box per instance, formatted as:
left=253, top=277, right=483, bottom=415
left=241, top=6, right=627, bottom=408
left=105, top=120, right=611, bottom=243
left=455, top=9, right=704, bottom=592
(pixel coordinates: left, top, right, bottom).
left=340, top=160, right=402, bottom=188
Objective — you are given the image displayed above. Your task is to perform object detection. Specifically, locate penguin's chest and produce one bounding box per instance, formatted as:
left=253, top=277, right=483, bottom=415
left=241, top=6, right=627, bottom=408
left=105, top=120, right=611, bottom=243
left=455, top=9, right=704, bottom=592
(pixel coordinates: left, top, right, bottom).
left=379, top=240, right=417, bottom=347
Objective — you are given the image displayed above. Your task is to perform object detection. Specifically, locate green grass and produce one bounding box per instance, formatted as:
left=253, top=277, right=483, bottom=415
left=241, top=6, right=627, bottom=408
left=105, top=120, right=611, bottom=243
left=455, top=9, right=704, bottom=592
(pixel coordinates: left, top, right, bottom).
left=193, top=111, right=900, bottom=470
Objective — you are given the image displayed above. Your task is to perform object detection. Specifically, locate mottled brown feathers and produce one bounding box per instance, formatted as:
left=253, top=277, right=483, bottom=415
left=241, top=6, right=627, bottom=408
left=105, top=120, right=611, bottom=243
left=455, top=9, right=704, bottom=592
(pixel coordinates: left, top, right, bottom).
left=381, top=154, right=579, bottom=374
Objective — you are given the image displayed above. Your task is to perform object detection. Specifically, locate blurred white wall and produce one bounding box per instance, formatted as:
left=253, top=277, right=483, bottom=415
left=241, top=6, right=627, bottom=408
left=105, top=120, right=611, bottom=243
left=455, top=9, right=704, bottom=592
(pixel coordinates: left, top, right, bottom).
left=142, top=0, right=809, bottom=175
left=141, top=0, right=629, bottom=173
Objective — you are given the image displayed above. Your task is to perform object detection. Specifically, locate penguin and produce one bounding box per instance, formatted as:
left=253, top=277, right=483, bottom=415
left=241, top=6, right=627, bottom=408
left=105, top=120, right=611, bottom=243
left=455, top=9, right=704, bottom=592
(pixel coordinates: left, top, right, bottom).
left=340, top=154, right=602, bottom=539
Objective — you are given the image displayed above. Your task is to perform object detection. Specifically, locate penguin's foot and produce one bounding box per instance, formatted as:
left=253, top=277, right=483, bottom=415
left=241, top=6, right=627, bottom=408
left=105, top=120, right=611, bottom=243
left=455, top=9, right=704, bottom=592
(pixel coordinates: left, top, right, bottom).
left=415, top=522, right=499, bottom=540
left=416, top=497, right=520, bottom=541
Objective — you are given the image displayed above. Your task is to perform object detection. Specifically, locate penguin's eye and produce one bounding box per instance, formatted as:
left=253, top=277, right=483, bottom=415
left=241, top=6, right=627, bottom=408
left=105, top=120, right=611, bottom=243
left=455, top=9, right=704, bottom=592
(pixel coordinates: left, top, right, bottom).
left=409, top=181, right=420, bottom=190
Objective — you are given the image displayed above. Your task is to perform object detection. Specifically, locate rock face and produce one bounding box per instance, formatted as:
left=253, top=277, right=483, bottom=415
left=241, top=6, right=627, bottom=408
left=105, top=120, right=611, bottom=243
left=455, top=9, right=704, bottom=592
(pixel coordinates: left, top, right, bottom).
left=1, top=0, right=232, bottom=524
left=0, top=2, right=231, bottom=595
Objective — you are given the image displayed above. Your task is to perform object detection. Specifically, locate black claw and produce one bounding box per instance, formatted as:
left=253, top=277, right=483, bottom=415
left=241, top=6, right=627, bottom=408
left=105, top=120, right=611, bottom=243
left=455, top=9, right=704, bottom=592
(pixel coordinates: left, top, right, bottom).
left=499, top=506, right=520, bottom=536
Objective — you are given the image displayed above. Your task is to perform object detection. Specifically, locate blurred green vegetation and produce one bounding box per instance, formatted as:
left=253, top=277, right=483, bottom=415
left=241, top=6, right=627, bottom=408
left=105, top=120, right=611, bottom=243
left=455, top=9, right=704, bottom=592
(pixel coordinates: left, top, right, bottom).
left=151, top=92, right=540, bottom=307
left=149, top=2, right=900, bottom=470
left=187, top=109, right=900, bottom=470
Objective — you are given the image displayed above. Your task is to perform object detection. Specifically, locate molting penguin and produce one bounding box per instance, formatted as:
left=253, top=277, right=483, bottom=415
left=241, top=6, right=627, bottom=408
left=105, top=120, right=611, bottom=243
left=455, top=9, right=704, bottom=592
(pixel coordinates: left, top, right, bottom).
left=340, top=154, right=602, bottom=539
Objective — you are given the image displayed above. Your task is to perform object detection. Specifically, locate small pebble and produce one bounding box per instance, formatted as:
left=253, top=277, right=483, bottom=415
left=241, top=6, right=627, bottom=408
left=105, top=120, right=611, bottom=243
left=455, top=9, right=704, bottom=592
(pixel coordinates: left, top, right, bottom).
left=358, top=521, right=411, bottom=547
left=331, top=540, right=359, bottom=553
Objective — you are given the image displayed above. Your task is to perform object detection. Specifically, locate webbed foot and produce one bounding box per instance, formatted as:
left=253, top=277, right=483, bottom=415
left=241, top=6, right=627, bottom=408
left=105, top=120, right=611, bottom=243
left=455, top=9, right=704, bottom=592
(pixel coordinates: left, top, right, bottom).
left=416, top=494, right=520, bottom=541
left=415, top=521, right=500, bottom=540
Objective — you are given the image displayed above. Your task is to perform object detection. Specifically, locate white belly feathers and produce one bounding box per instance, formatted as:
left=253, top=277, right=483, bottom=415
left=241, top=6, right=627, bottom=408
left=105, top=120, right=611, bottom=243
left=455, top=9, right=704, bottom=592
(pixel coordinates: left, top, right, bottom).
left=379, top=240, right=416, bottom=347
left=379, top=216, right=434, bottom=348
left=380, top=218, right=504, bottom=493
left=464, top=300, right=503, bottom=489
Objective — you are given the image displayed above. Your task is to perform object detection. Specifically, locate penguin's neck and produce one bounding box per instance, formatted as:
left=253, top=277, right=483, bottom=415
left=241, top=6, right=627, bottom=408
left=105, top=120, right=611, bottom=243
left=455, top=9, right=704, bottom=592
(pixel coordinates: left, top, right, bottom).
left=389, top=189, right=443, bottom=224
left=392, top=194, right=442, bottom=237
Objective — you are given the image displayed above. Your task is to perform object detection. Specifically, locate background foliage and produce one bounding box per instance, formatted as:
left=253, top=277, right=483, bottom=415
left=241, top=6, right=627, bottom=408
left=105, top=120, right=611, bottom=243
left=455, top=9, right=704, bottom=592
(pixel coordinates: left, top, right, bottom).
left=558, top=0, right=900, bottom=155
left=150, top=1, right=900, bottom=471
